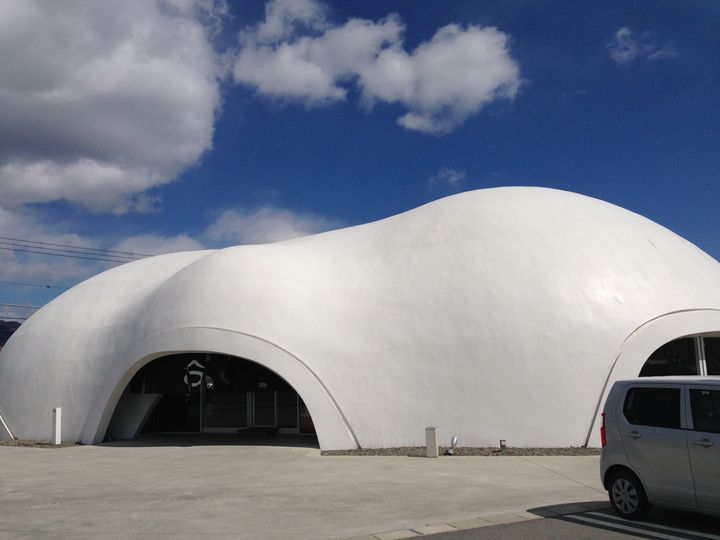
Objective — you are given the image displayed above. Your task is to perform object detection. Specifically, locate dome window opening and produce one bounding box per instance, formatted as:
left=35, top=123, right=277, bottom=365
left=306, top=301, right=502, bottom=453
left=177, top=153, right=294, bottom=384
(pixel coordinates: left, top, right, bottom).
left=640, top=336, right=720, bottom=378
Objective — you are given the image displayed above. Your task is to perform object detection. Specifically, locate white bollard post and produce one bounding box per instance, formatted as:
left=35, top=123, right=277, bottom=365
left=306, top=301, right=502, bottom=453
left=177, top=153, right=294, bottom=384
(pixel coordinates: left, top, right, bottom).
left=425, top=426, right=438, bottom=458
left=53, top=407, right=62, bottom=445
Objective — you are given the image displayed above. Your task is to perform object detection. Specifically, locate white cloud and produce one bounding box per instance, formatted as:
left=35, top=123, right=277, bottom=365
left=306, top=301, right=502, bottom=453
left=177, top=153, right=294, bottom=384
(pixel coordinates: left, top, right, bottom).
left=0, top=206, right=108, bottom=284
left=608, top=27, right=678, bottom=65
left=0, top=0, right=226, bottom=213
left=109, top=205, right=341, bottom=257
left=233, top=0, right=520, bottom=134
left=0, top=202, right=341, bottom=291
left=0, top=160, right=163, bottom=215
left=608, top=27, right=639, bottom=65
left=254, top=0, right=329, bottom=43
left=234, top=9, right=402, bottom=104
left=428, top=166, right=467, bottom=189
left=204, top=205, right=342, bottom=245
left=646, top=45, right=679, bottom=61
left=362, top=25, right=520, bottom=134
left=111, top=234, right=205, bottom=256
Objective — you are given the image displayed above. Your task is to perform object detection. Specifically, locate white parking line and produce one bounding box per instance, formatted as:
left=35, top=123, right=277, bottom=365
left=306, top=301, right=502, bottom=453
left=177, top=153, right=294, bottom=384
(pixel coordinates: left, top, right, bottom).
left=585, top=512, right=720, bottom=540
left=564, top=514, right=690, bottom=540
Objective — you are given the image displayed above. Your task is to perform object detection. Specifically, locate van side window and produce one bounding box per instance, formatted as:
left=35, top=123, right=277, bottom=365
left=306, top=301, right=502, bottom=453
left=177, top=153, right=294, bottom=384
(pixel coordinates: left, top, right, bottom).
left=690, top=389, right=720, bottom=434
left=623, top=387, right=681, bottom=429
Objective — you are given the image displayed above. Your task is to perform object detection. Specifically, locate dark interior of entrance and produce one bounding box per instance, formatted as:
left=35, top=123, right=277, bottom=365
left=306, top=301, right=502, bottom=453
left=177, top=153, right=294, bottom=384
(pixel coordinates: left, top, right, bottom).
left=114, top=353, right=315, bottom=438
left=640, top=336, right=720, bottom=377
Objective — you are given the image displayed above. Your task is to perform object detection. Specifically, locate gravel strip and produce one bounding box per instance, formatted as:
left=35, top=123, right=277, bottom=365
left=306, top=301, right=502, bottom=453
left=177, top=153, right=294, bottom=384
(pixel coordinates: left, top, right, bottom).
left=0, top=440, right=600, bottom=455
left=321, top=447, right=601, bottom=457
left=0, top=439, right=78, bottom=448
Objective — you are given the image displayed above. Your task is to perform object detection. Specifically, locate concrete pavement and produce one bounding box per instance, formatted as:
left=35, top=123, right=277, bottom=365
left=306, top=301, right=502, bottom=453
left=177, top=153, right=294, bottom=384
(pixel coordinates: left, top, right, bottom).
left=0, top=439, right=608, bottom=539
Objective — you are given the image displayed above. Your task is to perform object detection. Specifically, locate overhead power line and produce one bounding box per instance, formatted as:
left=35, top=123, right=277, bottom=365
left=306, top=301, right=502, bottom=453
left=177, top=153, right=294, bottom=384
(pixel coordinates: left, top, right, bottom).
left=0, top=246, right=137, bottom=264
left=0, top=236, right=152, bottom=258
left=0, top=234, right=154, bottom=264
left=0, top=303, right=40, bottom=309
left=0, top=280, right=67, bottom=290
left=0, top=240, right=142, bottom=261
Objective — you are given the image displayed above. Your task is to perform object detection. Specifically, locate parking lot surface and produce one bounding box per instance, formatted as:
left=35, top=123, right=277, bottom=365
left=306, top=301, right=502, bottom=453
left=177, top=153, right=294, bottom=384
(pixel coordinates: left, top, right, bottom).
left=0, top=437, right=609, bottom=539
left=426, top=508, right=720, bottom=540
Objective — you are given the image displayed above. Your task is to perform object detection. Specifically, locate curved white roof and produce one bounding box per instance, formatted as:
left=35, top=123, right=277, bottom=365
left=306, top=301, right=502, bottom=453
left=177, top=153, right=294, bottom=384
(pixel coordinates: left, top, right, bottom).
left=2, top=187, right=720, bottom=448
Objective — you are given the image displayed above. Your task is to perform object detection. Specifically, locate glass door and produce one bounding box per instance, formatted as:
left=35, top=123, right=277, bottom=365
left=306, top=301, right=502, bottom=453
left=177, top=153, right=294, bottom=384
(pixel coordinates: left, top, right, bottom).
left=140, top=356, right=203, bottom=433
left=203, top=390, right=248, bottom=432
left=253, top=390, right=277, bottom=427
left=202, top=355, right=249, bottom=432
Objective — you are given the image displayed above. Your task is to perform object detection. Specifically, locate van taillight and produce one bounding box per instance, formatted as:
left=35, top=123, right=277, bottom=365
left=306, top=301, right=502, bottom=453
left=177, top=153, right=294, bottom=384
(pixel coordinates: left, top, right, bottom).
left=600, top=412, right=607, bottom=447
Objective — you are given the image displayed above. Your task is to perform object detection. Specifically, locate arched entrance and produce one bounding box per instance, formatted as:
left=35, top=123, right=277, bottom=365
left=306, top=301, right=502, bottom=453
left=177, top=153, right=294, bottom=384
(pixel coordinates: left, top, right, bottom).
left=107, top=353, right=317, bottom=441
left=584, top=309, right=720, bottom=446
left=80, top=326, right=359, bottom=450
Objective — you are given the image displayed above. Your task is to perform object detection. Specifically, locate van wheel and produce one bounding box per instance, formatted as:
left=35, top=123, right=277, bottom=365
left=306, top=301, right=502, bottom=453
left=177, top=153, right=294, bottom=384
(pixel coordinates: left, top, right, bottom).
left=608, top=471, right=649, bottom=519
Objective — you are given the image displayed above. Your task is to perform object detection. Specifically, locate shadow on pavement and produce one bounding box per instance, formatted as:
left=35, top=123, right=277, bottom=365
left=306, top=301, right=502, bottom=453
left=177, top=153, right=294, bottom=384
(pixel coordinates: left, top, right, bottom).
left=638, top=506, right=720, bottom=536
left=100, top=432, right=320, bottom=448
left=530, top=501, right=720, bottom=539
left=527, top=500, right=611, bottom=518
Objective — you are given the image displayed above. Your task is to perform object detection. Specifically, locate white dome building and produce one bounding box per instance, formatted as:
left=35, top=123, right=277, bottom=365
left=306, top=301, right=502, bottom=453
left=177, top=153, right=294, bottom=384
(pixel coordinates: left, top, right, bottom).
left=2, top=187, right=720, bottom=449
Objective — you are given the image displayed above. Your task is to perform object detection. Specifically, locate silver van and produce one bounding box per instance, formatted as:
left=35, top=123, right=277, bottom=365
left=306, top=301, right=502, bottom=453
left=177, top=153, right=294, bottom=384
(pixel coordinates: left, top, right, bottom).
left=600, top=376, right=720, bottom=519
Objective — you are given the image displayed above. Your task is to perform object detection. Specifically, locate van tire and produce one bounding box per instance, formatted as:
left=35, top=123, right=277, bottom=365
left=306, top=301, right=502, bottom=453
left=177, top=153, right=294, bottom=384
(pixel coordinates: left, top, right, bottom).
left=608, top=470, right=649, bottom=520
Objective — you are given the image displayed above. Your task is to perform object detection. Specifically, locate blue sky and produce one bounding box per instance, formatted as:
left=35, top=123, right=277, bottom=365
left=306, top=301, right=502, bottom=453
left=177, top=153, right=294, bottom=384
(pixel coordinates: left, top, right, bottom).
left=0, top=0, right=718, bottom=317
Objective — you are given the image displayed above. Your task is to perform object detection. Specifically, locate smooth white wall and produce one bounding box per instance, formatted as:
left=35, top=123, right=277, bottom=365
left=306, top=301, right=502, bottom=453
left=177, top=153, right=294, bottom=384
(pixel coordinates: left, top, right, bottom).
left=106, top=394, right=161, bottom=440
left=2, top=187, right=720, bottom=448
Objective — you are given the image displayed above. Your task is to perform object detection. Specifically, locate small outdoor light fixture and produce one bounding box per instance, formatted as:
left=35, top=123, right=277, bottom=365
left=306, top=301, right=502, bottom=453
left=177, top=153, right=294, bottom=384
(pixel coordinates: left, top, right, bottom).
left=445, top=435, right=459, bottom=455
left=499, top=439, right=507, bottom=449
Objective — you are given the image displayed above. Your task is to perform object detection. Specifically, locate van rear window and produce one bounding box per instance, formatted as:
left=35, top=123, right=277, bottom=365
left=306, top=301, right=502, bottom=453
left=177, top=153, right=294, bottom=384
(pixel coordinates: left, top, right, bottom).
left=623, top=387, right=681, bottom=429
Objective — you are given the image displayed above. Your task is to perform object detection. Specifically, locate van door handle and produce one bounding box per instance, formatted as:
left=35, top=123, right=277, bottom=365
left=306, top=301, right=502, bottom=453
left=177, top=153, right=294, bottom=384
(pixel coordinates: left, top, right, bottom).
left=692, top=438, right=714, bottom=448
left=626, top=431, right=641, bottom=439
